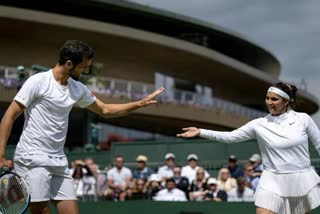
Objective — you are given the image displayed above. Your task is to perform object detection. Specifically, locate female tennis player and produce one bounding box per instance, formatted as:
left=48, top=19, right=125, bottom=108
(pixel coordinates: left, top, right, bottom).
left=177, top=82, right=320, bottom=214
left=0, top=40, right=164, bottom=214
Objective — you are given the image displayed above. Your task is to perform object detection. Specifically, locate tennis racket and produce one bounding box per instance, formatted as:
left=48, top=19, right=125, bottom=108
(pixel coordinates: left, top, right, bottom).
left=0, top=166, right=30, bottom=214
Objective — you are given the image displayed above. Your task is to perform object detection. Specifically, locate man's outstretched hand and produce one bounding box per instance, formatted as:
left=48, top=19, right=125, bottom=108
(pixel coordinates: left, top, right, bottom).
left=138, top=87, right=165, bottom=107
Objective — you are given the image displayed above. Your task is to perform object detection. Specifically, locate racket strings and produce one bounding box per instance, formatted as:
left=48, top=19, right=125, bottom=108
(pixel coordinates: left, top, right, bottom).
left=0, top=174, right=29, bottom=214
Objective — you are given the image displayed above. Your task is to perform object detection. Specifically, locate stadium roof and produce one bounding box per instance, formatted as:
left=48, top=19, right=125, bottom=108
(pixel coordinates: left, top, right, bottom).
left=1, top=0, right=280, bottom=77
left=0, top=0, right=318, bottom=114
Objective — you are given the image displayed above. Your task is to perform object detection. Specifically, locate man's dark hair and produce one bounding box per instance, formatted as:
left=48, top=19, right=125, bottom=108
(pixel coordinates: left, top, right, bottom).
left=58, top=40, right=94, bottom=67
left=166, top=178, right=175, bottom=185
left=114, top=155, right=124, bottom=161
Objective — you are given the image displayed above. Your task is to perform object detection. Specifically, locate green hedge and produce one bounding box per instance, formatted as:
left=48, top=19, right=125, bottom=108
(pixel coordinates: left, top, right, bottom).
left=26, top=201, right=320, bottom=214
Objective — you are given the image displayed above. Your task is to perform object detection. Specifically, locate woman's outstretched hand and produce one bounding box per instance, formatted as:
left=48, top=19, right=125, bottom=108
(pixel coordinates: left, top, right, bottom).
left=176, top=127, right=200, bottom=138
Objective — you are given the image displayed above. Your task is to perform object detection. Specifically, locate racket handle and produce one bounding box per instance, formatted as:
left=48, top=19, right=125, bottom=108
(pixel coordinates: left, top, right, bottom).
left=0, top=166, right=9, bottom=175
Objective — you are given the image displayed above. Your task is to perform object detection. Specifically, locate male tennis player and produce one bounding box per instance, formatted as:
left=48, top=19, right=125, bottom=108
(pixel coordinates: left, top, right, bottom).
left=0, top=40, right=164, bottom=214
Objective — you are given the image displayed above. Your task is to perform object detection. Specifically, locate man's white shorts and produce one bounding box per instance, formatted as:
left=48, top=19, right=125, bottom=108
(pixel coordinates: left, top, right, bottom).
left=14, top=163, right=77, bottom=202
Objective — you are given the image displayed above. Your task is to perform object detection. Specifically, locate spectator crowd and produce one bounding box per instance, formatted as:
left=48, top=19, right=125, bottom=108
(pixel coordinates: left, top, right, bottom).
left=66, top=153, right=264, bottom=202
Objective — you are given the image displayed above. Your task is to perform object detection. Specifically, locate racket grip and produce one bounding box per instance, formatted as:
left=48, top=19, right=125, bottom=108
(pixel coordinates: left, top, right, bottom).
left=0, top=166, right=9, bottom=175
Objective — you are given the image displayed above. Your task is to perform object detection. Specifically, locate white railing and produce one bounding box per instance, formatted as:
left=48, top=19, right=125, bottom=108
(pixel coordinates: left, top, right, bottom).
left=84, top=76, right=265, bottom=119
left=0, top=66, right=266, bottom=119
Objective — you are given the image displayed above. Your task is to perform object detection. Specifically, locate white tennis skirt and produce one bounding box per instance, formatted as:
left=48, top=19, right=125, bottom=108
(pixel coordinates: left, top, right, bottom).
left=255, top=185, right=320, bottom=214
left=254, top=169, right=320, bottom=214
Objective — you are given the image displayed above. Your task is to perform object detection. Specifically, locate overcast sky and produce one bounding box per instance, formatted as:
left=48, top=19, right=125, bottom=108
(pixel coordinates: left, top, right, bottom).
left=129, top=0, right=320, bottom=123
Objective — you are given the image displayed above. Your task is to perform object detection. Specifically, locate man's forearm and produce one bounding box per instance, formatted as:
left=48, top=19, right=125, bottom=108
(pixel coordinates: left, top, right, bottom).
left=0, top=115, right=15, bottom=159
left=87, top=87, right=163, bottom=118
left=102, top=101, right=141, bottom=118
left=0, top=101, right=24, bottom=159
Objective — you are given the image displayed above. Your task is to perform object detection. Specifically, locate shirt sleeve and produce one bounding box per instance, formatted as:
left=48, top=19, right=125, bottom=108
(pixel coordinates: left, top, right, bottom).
left=77, top=83, right=96, bottom=108
left=306, top=114, right=320, bottom=156
left=107, top=170, right=113, bottom=179
left=204, top=170, right=210, bottom=178
left=154, top=190, right=165, bottom=201
left=14, top=75, right=40, bottom=107
left=180, top=167, right=187, bottom=177
left=157, top=167, right=163, bottom=177
left=176, top=190, right=187, bottom=201
left=126, top=168, right=132, bottom=179
left=199, top=120, right=256, bottom=143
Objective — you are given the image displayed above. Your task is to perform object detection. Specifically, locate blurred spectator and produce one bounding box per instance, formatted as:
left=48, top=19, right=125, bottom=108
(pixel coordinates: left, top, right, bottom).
left=157, top=153, right=176, bottom=185
left=227, top=177, right=254, bottom=202
left=105, top=156, right=132, bottom=201
left=172, top=166, right=189, bottom=196
left=249, top=153, right=263, bottom=177
left=131, top=178, right=148, bottom=200
left=132, top=155, right=154, bottom=182
left=131, top=155, right=154, bottom=193
left=146, top=174, right=162, bottom=199
left=153, top=178, right=187, bottom=201
left=189, top=167, right=208, bottom=201
left=204, top=178, right=227, bottom=202
left=217, top=168, right=237, bottom=192
left=87, top=161, right=109, bottom=198
left=71, top=159, right=97, bottom=201
left=242, top=163, right=260, bottom=191
left=226, top=155, right=243, bottom=179
left=72, top=160, right=85, bottom=199
left=181, top=154, right=209, bottom=183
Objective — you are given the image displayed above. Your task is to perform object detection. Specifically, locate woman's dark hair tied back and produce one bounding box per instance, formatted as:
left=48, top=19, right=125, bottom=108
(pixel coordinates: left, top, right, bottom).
left=272, top=82, right=298, bottom=108
left=286, top=84, right=292, bottom=91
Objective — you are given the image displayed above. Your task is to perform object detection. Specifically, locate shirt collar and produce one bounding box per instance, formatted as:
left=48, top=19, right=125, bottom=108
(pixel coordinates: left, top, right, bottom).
left=266, top=110, right=296, bottom=125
